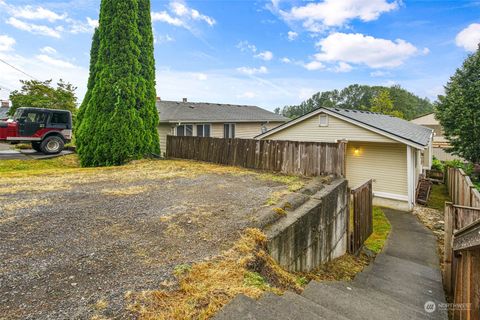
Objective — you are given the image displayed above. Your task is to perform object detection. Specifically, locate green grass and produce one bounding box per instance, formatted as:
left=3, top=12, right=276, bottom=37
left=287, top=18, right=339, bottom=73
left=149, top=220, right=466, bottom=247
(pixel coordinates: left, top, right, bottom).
left=427, top=184, right=450, bottom=211
left=0, top=155, right=79, bottom=174
left=364, top=207, right=391, bottom=254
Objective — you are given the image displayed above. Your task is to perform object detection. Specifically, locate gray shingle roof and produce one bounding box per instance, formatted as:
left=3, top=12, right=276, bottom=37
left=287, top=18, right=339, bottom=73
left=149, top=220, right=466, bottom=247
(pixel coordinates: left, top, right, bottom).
left=156, top=100, right=288, bottom=123
left=326, top=108, right=433, bottom=147
left=0, top=107, right=9, bottom=120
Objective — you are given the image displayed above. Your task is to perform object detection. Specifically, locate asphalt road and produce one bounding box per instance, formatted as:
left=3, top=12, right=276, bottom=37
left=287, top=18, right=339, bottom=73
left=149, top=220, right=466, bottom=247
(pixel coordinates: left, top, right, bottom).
left=0, top=143, right=73, bottom=160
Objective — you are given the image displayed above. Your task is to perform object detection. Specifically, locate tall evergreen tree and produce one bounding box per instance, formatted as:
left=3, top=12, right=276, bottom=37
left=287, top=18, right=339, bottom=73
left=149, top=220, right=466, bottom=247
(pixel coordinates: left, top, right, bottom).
left=435, top=45, right=480, bottom=163
left=137, top=0, right=160, bottom=155
left=76, top=28, right=99, bottom=129
left=76, top=0, right=160, bottom=167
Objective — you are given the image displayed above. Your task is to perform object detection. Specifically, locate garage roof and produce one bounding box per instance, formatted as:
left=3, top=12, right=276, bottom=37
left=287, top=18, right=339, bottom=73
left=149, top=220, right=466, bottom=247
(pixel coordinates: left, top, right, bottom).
left=256, top=107, right=433, bottom=148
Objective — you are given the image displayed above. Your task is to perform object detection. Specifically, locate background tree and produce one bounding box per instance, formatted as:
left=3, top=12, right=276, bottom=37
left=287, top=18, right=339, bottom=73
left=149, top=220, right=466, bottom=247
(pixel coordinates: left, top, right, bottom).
left=76, top=0, right=160, bottom=167
left=9, top=79, right=77, bottom=117
left=435, top=45, right=480, bottom=163
left=370, top=89, right=404, bottom=118
left=276, top=84, right=432, bottom=119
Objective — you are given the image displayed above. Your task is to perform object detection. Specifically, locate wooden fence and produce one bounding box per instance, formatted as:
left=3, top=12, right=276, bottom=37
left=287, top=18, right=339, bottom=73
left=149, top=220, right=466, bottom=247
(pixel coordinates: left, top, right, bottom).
left=447, top=167, right=480, bottom=207
left=349, top=180, right=373, bottom=254
left=166, top=135, right=346, bottom=177
left=444, top=202, right=480, bottom=319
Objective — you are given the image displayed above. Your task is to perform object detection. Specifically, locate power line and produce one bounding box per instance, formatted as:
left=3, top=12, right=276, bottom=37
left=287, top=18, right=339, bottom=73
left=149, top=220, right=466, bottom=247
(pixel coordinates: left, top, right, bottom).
left=0, top=57, right=38, bottom=81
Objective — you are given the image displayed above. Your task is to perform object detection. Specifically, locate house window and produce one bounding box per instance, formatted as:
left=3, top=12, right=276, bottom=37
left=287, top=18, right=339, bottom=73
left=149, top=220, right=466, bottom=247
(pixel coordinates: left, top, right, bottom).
left=224, top=123, right=235, bottom=138
left=176, top=124, right=193, bottom=136
left=196, top=124, right=211, bottom=137
left=319, top=114, right=329, bottom=127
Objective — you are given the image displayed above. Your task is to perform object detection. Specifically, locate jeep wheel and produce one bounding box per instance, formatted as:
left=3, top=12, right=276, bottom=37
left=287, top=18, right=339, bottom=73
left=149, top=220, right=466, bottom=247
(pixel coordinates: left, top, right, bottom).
left=40, top=136, right=64, bottom=155
left=31, top=142, right=42, bottom=152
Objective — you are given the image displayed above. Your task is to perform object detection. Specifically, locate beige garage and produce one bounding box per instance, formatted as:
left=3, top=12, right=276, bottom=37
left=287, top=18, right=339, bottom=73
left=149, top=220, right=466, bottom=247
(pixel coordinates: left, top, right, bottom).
left=256, top=108, right=434, bottom=211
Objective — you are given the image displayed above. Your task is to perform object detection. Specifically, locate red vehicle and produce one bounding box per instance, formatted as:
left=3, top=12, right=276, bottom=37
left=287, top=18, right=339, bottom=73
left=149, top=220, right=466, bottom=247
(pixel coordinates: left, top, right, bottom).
left=0, top=107, right=72, bottom=154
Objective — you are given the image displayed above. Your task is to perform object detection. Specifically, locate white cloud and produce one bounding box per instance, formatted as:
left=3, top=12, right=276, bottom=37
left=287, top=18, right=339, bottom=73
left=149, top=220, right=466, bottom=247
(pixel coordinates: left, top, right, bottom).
left=237, top=91, right=256, bottom=99
left=280, top=57, right=292, bottom=63
left=152, top=1, right=215, bottom=29
left=280, top=0, right=398, bottom=31
left=456, top=23, right=480, bottom=52
left=151, top=11, right=184, bottom=27
left=303, top=61, right=325, bottom=71
left=35, top=54, right=77, bottom=69
left=7, top=4, right=67, bottom=22
left=156, top=34, right=175, bottom=44
left=314, top=32, right=420, bottom=68
left=68, top=17, right=98, bottom=34
left=236, top=41, right=257, bottom=53
left=40, top=46, right=57, bottom=55
left=170, top=2, right=215, bottom=26
left=370, top=70, right=391, bottom=77
left=0, top=34, right=15, bottom=52
left=6, top=17, right=62, bottom=38
left=255, top=50, right=274, bottom=61
left=236, top=66, right=268, bottom=75
left=287, top=31, right=298, bottom=41
left=333, top=62, right=353, bottom=72
left=0, top=51, right=88, bottom=101
left=298, top=88, right=316, bottom=100
left=195, top=73, right=208, bottom=80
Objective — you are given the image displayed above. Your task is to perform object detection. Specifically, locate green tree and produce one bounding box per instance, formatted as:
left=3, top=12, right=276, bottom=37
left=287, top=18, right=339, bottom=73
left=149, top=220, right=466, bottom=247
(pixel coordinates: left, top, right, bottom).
left=76, top=0, right=160, bottom=167
left=277, top=84, right=432, bottom=119
left=76, top=28, right=100, bottom=129
left=9, top=80, right=78, bottom=117
left=435, top=45, right=480, bottom=163
left=137, top=0, right=160, bottom=155
left=370, top=89, right=404, bottom=118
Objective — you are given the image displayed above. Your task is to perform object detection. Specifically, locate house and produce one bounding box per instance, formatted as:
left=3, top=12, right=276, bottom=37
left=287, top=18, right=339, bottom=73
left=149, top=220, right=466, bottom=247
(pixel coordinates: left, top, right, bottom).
left=0, top=100, right=10, bottom=120
left=410, top=113, right=461, bottom=161
left=156, top=99, right=288, bottom=155
left=256, top=107, right=434, bottom=211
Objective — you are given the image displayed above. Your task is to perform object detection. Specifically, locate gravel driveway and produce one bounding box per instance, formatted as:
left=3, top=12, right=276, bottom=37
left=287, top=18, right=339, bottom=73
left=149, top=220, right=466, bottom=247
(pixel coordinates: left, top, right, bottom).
left=0, top=159, right=295, bottom=319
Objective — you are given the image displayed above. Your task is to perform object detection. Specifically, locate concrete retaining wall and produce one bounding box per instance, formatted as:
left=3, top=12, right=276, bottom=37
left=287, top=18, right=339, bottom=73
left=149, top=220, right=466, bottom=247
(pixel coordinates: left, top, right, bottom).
left=265, top=178, right=349, bottom=272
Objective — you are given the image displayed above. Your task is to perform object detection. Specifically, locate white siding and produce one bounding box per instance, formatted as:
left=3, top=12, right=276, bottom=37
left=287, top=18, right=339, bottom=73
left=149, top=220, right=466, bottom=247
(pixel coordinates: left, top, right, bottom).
left=159, top=122, right=285, bottom=156
left=346, top=142, right=408, bottom=197
left=265, top=113, right=395, bottom=143
left=158, top=124, right=174, bottom=156
left=211, top=122, right=283, bottom=139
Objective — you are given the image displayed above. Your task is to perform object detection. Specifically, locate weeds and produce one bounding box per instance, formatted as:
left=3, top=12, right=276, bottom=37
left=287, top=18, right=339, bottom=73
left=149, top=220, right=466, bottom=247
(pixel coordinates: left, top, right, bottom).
left=127, top=229, right=301, bottom=320
left=364, top=207, right=391, bottom=254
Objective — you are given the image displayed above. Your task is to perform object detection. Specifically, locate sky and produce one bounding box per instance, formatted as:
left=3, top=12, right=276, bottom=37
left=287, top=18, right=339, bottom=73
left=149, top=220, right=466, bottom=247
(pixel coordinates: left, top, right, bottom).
left=0, top=0, right=479, bottom=112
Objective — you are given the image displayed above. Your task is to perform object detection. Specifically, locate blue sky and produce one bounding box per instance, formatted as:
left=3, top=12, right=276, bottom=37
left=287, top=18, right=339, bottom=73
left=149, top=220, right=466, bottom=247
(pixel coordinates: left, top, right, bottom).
left=0, top=0, right=479, bottom=111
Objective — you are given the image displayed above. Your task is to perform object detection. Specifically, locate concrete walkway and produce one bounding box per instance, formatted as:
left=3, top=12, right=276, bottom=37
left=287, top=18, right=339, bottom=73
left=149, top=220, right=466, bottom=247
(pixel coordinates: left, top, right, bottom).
left=215, top=209, right=448, bottom=320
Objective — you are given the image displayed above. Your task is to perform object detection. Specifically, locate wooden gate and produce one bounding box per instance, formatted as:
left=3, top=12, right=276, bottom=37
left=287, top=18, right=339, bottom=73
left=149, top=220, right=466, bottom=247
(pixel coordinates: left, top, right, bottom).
left=349, top=179, right=373, bottom=254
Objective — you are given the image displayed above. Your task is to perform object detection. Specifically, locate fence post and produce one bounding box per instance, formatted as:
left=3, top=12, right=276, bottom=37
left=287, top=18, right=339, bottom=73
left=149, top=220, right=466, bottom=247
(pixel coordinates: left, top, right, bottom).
left=444, top=202, right=454, bottom=295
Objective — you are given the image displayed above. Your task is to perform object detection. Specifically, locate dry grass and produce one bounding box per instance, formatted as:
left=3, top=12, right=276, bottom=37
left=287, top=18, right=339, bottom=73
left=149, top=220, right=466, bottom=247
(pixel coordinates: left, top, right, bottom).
left=302, top=253, right=372, bottom=282
left=101, top=186, right=150, bottom=196
left=0, top=156, right=304, bottom=197
left=127, top=228, right=301, bottom=320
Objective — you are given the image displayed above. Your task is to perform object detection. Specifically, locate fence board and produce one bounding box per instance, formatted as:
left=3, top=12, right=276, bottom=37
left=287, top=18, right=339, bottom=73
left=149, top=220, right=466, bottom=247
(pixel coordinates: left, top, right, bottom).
left=349, top=180, right=373, bottom=254
left=444, top=202, right=480, bottom=319
left=447, top=167, right=480, bottom=208
left=166, top=135, right=346, bottom=177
